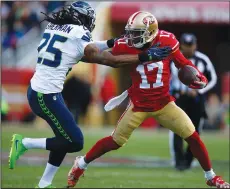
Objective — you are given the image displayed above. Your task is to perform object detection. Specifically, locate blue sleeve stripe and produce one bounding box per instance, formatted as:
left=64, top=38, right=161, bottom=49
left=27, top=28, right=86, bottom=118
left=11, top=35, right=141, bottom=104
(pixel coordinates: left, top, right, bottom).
left=81, top=35, right=90, bottom=42
left=37, top=57, right=42, bottom=64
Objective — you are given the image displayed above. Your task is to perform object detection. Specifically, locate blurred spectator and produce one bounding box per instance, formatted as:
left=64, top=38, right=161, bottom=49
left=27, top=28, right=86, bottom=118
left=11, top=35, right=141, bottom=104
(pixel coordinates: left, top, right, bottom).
left=1, top=2, right=10, bottom=20
left=204, top=94, right=227, bottom=129
left=222, top=94, right=230, bottom=127
left=1, top=1, right=65, bottom=50
left=62, top=76, right=92, bottom=123
left=100, top=75, right=117, bottom=106
left=100, top=74, right=117, bottom=126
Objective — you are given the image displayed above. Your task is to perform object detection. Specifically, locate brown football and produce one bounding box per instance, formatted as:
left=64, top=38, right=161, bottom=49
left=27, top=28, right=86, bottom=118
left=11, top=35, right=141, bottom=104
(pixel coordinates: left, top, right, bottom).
left=178, top=65, right=199, bottom=86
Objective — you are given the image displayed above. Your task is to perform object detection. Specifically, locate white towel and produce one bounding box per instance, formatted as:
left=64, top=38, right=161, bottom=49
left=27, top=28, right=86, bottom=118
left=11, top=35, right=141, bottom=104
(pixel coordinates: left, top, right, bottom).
left=104, top=90, right=128, bottom=112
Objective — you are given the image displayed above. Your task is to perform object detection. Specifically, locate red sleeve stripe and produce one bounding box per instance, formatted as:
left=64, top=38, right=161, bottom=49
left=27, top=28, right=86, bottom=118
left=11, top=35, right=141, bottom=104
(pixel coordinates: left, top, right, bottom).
left=160, top=35, right=170, bottom=37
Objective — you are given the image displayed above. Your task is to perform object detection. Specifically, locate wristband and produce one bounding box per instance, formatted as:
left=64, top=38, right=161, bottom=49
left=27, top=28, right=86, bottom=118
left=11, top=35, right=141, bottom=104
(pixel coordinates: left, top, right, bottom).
left=107, top=38, right=115, bottom=48
left=138, top=51, right=152, bottom=62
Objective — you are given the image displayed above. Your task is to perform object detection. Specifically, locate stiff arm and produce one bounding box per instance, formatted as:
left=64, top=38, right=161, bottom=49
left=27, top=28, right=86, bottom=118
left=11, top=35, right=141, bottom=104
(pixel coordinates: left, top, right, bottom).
left=83, top=43, right=140, bottom=68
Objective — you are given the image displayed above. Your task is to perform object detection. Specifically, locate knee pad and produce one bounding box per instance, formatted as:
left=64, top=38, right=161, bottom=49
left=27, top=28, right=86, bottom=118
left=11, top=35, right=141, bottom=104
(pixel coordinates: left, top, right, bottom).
left=55, top=138, right=83, bottom=153
left=67, top=139, right=84, bottom=153
left=46, top=137, right=83, bottom=153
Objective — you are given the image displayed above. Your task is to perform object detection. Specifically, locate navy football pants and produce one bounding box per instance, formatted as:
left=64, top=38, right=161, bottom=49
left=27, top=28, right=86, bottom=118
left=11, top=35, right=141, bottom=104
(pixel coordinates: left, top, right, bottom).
left=27, top=85, right=84, bottom=165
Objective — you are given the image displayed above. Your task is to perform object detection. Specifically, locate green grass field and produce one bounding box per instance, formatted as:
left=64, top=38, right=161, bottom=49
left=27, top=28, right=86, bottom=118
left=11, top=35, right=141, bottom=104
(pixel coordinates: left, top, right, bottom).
left=1, top=123, right=229, bottom=188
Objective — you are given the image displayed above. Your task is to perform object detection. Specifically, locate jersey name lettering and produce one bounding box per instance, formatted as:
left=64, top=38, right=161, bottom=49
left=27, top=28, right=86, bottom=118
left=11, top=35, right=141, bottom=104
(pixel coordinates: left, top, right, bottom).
left=46, top=23, right=73, bottom=34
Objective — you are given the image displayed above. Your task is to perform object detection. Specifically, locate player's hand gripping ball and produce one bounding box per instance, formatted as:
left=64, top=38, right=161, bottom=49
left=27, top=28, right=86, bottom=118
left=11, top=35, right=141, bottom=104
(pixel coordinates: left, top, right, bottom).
left=178, top=65, right=208, bottom=89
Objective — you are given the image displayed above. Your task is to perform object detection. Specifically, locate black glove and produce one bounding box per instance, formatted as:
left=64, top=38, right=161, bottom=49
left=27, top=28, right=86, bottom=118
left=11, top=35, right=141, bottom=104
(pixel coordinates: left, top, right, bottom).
left=107, top=38, right=119, bottom=48
left=138, top=43, right=172, bottom=62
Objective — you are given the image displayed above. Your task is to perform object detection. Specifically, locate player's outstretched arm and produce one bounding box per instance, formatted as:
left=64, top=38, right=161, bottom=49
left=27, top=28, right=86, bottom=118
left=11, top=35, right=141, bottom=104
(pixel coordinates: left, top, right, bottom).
left=83, top=43, right=172, bottom=68
left=84, top=43, right=139, bottom=67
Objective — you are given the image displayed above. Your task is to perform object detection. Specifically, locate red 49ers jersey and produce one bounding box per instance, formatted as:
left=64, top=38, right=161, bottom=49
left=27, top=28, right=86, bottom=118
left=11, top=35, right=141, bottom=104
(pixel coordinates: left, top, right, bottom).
left=112, top=30, right=182, bottom=112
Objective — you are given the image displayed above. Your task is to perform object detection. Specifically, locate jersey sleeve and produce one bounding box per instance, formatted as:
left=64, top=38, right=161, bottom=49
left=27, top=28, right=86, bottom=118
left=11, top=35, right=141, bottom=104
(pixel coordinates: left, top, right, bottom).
left=75, top=27, right=93, bottom=56
left=170, top=50, right=203, bottom=77
left=159, top=31, right=180, bottom=53
left=169, top=34, right=180, bottom=53
left=160, top=31, right=197, bottom=70
left=170, top=50, right=193, bottom=68
left=111, top=39, right=126, bottom=55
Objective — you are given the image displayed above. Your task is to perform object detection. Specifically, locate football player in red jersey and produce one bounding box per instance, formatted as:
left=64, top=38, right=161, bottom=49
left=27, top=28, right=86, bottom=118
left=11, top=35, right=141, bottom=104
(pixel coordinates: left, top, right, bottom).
left=67, top=11, right=229, bottom=188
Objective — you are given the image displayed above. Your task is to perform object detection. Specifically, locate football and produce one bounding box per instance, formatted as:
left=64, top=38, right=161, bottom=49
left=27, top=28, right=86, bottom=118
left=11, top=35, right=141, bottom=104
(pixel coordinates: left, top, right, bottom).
left=178, top=65, right=199, bottom=86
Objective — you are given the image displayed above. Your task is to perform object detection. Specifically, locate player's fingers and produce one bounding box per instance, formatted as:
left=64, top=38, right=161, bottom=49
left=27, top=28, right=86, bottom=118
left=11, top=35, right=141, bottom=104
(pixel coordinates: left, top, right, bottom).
left=161, top=46, right=172, bottom=51
left=159, top=48, right=172, bottom=55
left=164, top=46, right=172, bottom=52
left=158, top=48, right=171, bottom=53
left=194, top=81, right=204, bottom=85
left=193, top=81, right=206, bottom=88
left=160, top=51, right=171, bottom=57
left=195, top=74, right=202, bottom=80
left=152, top=42, right=161, bottom=48
left=189, top=85, right=197, bottom=89
left=190, top=82, right=202, bottom=88
left=158, top=46, right=170, bottom=51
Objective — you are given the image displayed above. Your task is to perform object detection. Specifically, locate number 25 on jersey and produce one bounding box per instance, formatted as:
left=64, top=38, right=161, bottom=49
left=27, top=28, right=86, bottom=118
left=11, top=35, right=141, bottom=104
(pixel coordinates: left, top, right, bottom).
left=136, top=61, right=164, bottom=89
left=37, top=33, right=67, bottom=67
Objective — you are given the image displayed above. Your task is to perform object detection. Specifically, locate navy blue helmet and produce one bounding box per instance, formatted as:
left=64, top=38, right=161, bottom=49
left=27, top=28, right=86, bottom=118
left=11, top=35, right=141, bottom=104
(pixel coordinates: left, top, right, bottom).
left=41, top=1, right=96, bottom=32
left=69, top=1, right=96, bottom=32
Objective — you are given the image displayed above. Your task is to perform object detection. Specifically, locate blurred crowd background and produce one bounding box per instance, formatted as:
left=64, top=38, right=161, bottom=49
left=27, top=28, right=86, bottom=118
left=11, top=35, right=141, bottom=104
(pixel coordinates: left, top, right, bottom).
left=1, top=1, right=229, bottom=131
left=2, top=2, right=65, bottom=50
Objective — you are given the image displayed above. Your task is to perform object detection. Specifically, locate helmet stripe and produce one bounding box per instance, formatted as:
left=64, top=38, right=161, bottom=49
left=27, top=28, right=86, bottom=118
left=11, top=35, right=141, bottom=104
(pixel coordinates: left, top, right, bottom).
left=130, top=11, right=142, bottom=24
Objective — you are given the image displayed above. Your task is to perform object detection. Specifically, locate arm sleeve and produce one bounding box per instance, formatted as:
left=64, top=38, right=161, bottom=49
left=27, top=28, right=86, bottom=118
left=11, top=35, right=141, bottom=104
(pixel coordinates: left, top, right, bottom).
left=159, top=32, right=190, bottom=68
left=164, top=33, right=198, bottom=71
left=75, top=27, right=93, bottom=56
left=93, top=40, right=110, bottom=52
left=170, top=50, right=196, bottom=69
left=162, top=33, right=179, bottom=53
left=161, top=33, right=193, bottom=69
left=198, top=57, right=217, bottom=94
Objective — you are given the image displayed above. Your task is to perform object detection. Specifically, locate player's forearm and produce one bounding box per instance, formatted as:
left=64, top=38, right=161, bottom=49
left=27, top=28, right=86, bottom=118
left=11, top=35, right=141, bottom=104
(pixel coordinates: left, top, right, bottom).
left=172, top=50, right=198, bottom=70
left=98, top=48, right=163, bottom=68
left=84, top=43, right=169, bottom=67
left=93, top=41, right=109, bottom=52
left=88, top=50, right=140, bottom=68
left=84, top=44, right=141, bottom=67
left=92, top=38, right=116, bottom=52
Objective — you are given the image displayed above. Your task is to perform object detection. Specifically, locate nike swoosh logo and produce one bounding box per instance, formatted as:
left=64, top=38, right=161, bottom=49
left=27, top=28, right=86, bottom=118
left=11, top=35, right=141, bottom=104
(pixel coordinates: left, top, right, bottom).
left=15, top=140, right=19, bottom=151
